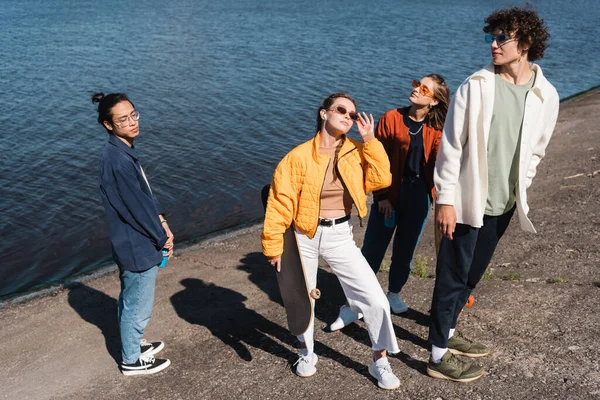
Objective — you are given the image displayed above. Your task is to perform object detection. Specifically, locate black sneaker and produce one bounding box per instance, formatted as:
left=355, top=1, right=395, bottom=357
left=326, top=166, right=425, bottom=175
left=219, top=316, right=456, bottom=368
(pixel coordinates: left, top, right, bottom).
left=121, top=356, right=171, bottom=376
left=140, top=339, right=165, bottom=357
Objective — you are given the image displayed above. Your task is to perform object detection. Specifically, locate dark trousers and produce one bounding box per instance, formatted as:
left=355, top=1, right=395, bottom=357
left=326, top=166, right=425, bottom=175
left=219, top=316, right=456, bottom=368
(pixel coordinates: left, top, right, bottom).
left=361, top=176, right=430, bottom=293
left=428, top=207, right=515, bottom=348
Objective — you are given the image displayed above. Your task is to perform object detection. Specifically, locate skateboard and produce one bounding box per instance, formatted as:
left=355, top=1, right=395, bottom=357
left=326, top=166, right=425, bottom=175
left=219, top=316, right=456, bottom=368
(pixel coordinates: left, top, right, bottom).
left=261, top=184, right=320, bottom=336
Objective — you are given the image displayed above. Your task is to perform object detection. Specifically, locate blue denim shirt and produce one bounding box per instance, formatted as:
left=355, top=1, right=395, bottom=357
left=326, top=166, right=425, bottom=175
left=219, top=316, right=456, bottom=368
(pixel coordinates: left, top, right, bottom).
left=99, top=135, right=167, bottom=272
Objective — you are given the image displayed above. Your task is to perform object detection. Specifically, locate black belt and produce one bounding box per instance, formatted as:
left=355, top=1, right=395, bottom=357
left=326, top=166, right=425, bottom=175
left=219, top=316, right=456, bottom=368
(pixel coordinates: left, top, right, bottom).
left=318, top=214, right=351, bottom=226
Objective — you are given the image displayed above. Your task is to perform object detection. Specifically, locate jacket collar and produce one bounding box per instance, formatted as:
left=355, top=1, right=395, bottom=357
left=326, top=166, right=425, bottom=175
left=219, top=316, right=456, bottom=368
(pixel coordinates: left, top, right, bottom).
left=311, top=132, right=357, bottom=163
left=108, top=134, right=138, bottom=160
left=398, top=106, right=440, bottom=138
left=471, top=62, right=549, bottom=102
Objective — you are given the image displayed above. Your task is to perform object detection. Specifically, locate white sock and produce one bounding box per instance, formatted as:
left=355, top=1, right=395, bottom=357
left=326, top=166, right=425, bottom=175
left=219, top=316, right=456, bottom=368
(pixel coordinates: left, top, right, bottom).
left=431, top=345, right=448, bottom=363
left=449, top=328, right=455, bottom=338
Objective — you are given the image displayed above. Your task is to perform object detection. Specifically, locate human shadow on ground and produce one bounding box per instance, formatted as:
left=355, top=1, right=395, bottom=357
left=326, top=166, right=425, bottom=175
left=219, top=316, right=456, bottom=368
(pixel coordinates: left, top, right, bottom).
left=170, top=277, right=371, bottom=379
left=399, top=307, right=430, bottom=327
left=238, top=252, right=432, bottom=373
left=237, top=252, right=349, bottom=334
left=170, top=278, right=295, bottom=362
left=67, top=284, right=120, bottom=364
left=236, top=254, right=381, bottom=377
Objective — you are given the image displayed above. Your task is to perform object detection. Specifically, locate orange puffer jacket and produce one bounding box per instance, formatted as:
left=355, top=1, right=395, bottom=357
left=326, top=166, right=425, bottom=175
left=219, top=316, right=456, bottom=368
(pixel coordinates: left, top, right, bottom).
left=262, top=133, right=392, bottom=258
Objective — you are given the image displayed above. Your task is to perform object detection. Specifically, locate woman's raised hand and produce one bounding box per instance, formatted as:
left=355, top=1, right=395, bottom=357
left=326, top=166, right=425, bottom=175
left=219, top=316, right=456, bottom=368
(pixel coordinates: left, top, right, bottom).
left=356, top=112, right=375, bottom=142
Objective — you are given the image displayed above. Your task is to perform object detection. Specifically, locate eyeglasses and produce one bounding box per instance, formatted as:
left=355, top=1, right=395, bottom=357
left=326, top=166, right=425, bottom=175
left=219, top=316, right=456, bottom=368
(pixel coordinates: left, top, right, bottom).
left=328, top=105, right=359, bottom=121
left=485, top=33, right=515, bottom=46
left=113, top=110, right=140, bottom=128
left=411, top=80, right=435, bottom=99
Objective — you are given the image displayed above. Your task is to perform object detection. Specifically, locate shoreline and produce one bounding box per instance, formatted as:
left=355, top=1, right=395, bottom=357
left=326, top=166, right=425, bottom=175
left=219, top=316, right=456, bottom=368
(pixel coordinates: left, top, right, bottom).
left=2, top=83, right=599, bottom=307
left=0, top=221, right=264, bottom=308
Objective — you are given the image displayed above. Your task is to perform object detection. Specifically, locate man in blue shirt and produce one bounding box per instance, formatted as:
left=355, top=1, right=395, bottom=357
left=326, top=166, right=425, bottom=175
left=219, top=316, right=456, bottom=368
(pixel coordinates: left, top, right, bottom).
left=93, top=92, right=174, bottom=375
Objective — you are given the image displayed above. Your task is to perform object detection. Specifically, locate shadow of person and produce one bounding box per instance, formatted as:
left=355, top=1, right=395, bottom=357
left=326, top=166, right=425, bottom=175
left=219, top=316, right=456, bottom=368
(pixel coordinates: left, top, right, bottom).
left=393, top=322, right=429, bottom=350
left=400, top=307, right=430, bottom=327
left=236, top=252, right=374, bottom=379
left=238, top=250, right=434, bottom=375
left=393, top=351, right=429, bottom=376
left=170, top=278, right=297, bottom=362
left=67, top=284, right=121, bottom=364
left=237, top=252, right=349, bottom=332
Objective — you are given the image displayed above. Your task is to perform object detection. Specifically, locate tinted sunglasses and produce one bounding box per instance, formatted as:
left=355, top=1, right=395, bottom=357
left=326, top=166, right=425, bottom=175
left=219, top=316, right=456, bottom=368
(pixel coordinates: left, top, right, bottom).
left=411, top=80, right=435, bottom=99
left=328, top=105, right=359, bottom=121
left=485, top=33, right=515, bottom=46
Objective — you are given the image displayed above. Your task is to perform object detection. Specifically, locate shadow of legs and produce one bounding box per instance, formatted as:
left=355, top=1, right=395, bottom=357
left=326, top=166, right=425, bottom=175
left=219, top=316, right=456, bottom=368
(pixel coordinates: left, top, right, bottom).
left=170, top=278, right=296, bottom=362
left=67, top=284, right=121, bottom=364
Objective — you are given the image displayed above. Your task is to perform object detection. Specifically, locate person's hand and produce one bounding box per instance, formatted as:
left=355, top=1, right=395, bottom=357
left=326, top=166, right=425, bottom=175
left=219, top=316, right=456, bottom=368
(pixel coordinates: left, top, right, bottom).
left=269, top=257, right=281, bottom=272
left=378, top=199, right=394, bottom=221
left=355, top=112, right=375, bottom=143
left=162, top=221, right=175, bottom=258
left=436, top=204, right=456, bottom=240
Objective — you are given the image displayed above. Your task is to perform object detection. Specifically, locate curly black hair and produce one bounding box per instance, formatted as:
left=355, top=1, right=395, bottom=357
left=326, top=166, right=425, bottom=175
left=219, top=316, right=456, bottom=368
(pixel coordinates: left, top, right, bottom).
left=483, top=4, right=550, bottom=61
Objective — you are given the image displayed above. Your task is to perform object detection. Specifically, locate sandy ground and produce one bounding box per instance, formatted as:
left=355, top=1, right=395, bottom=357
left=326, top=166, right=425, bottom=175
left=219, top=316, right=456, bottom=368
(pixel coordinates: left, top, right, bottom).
left=1, top=88, right=599, bottom=400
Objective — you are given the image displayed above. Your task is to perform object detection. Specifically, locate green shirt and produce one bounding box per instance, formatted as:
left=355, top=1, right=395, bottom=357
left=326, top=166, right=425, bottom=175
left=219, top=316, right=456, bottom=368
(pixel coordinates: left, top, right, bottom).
left=485, top=71, right=535, bottom=216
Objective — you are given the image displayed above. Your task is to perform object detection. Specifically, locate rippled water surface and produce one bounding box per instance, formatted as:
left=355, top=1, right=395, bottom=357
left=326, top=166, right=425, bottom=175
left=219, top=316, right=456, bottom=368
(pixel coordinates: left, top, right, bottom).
left=1, top=0, right=598, bottom=296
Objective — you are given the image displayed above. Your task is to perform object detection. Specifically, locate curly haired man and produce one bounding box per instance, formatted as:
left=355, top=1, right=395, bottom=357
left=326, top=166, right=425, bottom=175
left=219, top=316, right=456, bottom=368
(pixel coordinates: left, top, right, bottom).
left=426, top=5, right=560, bottom=382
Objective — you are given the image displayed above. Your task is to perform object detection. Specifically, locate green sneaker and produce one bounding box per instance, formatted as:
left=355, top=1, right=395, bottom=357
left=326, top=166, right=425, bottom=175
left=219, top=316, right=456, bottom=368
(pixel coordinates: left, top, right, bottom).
left=427, top=351, right=484, bottom=382
left=448, top=331, right=490, bottom=358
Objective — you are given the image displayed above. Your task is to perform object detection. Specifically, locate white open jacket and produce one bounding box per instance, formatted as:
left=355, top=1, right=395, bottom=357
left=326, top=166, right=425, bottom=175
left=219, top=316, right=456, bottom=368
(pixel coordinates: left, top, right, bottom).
left=434, top=63, right=559, bottom=233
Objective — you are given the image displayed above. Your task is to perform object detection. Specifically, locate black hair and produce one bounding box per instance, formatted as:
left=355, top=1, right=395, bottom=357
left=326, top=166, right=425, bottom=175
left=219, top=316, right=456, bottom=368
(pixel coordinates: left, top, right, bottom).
left=91, top=92, right=134, bottom=134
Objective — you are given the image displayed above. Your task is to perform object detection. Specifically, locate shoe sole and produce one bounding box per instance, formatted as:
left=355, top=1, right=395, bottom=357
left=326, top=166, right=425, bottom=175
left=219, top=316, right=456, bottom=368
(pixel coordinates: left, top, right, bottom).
left=141, top=342, right=165, bottom=357
left=448, top=348, right=490, bottom=358
left=426, top=366, right=483, bottom=382
left=368, top=366, right=400, bottom=390
left=121, top=359, right=171, bottom=376
left=296, top=354, right=318, bottom=378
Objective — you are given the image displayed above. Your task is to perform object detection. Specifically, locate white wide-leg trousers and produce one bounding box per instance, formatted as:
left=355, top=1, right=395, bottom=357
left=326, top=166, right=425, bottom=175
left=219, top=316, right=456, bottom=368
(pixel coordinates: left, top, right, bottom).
left=295, top=220, right=400, bottom=355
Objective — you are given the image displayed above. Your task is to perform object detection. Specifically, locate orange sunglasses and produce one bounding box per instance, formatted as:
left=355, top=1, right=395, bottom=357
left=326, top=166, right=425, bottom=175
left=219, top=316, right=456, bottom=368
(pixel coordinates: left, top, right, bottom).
left=411, top=80, right=435, bottom=99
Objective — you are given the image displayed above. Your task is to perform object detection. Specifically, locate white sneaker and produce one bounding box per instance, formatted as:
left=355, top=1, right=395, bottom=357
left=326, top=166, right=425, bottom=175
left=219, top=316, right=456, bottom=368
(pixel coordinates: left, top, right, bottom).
left=329, top=305, right=363, bottom=331
left=121, top=355, right=171, bottom=376
left=140, top=339, right=164, bottom=357
left=387, top=292, right=408, bottom=314
left=369, top=357, right=400, bottom=390
left=294, top=350, right=318, bottom=377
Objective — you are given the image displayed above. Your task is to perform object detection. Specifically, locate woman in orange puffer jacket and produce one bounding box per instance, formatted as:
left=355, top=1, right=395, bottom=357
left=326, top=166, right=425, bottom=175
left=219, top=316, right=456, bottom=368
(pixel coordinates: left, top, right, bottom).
left=262, top=93, right=401, bottom=390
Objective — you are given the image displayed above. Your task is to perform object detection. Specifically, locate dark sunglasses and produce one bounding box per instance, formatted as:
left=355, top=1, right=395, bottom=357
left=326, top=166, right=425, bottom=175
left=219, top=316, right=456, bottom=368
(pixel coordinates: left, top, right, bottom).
left=485, top=33, right=515, bottom=46
left=328, top=105, right=359, bottom=121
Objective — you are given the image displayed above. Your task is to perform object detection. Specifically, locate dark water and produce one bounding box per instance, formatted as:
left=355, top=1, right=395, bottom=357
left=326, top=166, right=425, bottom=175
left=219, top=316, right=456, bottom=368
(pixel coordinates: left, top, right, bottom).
left=1, top=0, right=598, bottom=296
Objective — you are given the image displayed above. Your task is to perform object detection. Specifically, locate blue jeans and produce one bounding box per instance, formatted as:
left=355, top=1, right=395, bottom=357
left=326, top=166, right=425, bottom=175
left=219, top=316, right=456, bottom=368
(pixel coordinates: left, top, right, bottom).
left=118, top=266, right=158, bottom=364
left=428, top=207, right=515, bottom=348
left=362, top=176, right=431, bottom=293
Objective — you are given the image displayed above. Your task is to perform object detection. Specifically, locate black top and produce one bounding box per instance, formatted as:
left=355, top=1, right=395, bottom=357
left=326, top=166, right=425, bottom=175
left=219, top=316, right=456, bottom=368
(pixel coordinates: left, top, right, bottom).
left=403, top=113, right=426, bottom=178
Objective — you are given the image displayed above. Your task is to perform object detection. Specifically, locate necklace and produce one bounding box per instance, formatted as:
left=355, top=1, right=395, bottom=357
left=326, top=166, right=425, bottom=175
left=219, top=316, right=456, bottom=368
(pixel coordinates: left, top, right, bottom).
left=407, top=124, right=424, bottom=136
